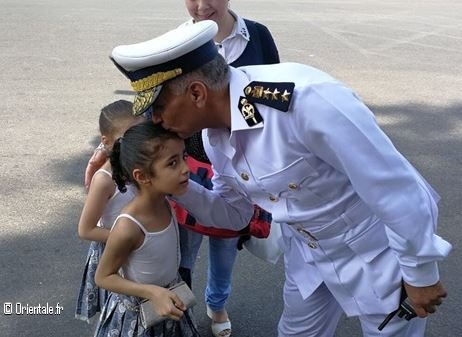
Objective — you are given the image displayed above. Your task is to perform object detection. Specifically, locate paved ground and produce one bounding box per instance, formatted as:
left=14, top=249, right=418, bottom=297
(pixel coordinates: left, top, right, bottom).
left=0, top=0, right=461, bottom=336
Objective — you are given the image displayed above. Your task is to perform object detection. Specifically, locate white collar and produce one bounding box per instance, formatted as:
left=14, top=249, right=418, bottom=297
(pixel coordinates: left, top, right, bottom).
left=207, top=67, right=263, bottom=147
left=227, top=10, right=250, bottom=42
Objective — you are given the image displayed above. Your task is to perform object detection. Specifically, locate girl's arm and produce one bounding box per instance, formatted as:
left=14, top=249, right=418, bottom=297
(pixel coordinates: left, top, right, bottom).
left=95, top=217, right=186, bottom=320
left=84, top=144, right=108, bottom=191
left=77, top=171, right=114, bottom=242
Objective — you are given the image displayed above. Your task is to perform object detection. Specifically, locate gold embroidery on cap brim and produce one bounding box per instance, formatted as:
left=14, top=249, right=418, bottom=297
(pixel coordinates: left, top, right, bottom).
left=131, top=68, right=182, bottom=92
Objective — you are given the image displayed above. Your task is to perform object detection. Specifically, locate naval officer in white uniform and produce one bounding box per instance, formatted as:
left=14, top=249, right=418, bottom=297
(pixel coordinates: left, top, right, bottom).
left=109, top=20, right=452, bottom=337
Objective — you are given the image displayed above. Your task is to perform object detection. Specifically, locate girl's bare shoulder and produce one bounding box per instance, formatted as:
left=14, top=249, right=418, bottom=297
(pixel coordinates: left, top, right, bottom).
left=109, top=214, right=145, bottom=249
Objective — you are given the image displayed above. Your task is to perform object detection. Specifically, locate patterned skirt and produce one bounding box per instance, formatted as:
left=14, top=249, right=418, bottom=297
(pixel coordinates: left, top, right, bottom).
left=94, top=292, right=201, bottom=337
left=75, top=241, right=108, bottom=322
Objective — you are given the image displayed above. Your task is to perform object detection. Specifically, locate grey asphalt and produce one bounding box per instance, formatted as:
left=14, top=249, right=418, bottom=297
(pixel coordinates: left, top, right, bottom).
left=0, top=0, right=461, bottom=336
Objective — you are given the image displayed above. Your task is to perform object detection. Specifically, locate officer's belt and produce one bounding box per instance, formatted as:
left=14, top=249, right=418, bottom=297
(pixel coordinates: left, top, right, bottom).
left=288, top=199, right=373, bottom=241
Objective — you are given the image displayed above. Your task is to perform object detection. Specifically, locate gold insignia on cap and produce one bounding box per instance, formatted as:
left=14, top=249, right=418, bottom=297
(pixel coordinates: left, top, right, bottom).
left=131, top=68, right=183, bottom=92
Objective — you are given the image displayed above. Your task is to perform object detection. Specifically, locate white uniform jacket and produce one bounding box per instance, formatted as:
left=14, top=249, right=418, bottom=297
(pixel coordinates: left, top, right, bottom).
left=177, top=63, right=452, bottom=316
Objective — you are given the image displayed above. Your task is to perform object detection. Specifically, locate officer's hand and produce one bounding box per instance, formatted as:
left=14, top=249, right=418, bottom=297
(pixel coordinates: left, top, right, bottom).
left=84, top=145, right=108, bottom=192
left=403, top=281, right=447, bottom=317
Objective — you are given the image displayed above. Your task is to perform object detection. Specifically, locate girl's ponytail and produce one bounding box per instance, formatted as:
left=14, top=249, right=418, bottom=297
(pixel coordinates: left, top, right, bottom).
left=110, top=138, right=128, bottom=193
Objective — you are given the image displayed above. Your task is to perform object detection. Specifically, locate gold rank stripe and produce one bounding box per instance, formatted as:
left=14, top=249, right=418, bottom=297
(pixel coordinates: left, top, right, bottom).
left=131, top=68, right=183, bottom=92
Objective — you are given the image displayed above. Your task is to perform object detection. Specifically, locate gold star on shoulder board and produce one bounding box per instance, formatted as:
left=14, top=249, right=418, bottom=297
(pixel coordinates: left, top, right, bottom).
left=242, top=81, right=295, bottom=112
left=281, top=90, right=291, bottom=102
left=271, top=88, right=280, bottom=100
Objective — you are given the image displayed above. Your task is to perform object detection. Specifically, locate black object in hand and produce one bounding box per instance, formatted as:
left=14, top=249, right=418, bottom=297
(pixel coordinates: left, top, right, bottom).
left=378, top=285, right=417, bottom=331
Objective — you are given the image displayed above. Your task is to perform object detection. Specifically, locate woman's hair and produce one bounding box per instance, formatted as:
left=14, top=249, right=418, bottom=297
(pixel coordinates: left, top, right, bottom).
left=163, top=54, right=230, bottom=95
left=99, top=100, right=136, bottom=136
left=110, top=120, right=181, bottom=192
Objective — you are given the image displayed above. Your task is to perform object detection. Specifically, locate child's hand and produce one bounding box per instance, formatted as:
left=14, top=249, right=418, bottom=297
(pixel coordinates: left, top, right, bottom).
left=149, top=286, right=186, bottom=321
left=84, top=144, right=108, bottom=192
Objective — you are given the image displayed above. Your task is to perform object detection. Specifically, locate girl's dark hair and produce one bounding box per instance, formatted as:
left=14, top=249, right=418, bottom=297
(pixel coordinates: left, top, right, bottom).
left=99, top=100, right=135, bottom=136
left=110, top=120, right=181, bottom=192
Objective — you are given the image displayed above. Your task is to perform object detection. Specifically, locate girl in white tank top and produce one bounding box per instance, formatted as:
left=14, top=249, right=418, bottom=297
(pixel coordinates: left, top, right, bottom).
left=75, top=100, right=143, bottom=323
left=94, top=121, right=199, bottom=337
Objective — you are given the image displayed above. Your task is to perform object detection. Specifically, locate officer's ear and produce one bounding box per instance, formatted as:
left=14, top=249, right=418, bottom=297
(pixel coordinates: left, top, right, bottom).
left=188, top=81, right=207, bottom=108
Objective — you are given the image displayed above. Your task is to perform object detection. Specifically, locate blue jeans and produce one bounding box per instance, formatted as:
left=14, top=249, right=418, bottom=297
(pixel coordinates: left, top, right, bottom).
left=179, top=226, right=238, bottom=311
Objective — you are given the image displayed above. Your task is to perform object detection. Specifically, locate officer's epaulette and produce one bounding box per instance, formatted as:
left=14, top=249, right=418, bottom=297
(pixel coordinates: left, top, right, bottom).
left=244, top=81, right=295, bottom=112
left=238, top=81, right=295, bottom=127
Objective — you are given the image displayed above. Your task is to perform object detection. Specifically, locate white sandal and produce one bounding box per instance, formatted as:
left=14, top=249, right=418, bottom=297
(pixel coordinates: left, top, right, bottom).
left=206, top=306, right=232, bottom=337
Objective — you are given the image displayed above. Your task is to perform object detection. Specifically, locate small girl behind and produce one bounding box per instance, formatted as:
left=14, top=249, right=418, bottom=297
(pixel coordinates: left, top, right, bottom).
left=94, top=121, right=199, bottom=337
left=75, top=100, right=144, bottom=323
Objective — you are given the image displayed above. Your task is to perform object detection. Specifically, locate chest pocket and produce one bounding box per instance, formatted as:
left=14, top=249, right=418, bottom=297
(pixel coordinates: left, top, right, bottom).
left=258, top=157, right=322, bottom=203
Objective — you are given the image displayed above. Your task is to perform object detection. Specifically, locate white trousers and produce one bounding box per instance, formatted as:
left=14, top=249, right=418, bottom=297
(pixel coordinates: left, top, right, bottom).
left=278, top=281, right=427, bottom=337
